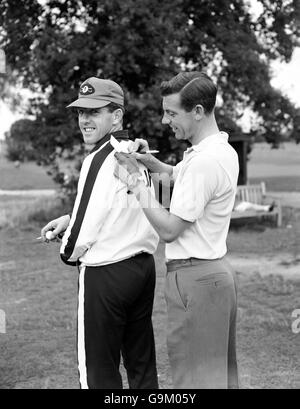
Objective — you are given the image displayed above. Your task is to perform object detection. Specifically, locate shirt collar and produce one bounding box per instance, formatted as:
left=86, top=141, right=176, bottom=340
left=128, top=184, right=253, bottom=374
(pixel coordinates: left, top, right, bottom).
left=186, top=131, right=229, bottom=154
left=91, top=129, right=129, bottom=153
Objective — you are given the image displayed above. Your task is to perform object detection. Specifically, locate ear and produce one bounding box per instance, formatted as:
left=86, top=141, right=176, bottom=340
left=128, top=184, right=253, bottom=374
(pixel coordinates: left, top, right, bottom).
left=193, top=104, right=204, bottom=120
left=113, top=108, right=123, bottom=124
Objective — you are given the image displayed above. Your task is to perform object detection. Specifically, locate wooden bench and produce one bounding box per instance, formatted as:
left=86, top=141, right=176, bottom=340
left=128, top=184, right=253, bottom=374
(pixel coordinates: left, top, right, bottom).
left=231, top=182, right=282, bottom=227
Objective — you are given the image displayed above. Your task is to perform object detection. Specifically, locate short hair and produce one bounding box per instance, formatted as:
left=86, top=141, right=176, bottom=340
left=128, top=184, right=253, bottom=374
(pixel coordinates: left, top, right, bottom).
left=105, top=102, right=125, bottom=114
left=160, top=72, right=217, bottom=114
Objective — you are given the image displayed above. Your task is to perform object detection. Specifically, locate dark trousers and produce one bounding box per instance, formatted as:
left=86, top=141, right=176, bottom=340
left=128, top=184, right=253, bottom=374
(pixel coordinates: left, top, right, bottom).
left=77, top=253, right=158, bottom=389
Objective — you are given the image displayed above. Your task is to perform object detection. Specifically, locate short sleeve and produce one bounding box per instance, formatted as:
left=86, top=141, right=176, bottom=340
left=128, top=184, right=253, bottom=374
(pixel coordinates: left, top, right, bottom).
left=172, top=161, right=182, bottom=181
left=170, top=156, right=219, bottom=222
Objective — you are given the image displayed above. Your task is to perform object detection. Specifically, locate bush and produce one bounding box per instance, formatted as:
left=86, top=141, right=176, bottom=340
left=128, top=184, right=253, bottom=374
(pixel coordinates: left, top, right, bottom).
left=5, top=119, right=39, bottom=162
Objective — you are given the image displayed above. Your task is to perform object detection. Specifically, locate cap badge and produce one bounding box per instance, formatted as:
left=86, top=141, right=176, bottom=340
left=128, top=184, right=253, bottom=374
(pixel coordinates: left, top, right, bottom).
left=80, top=83, right=95, bottom=95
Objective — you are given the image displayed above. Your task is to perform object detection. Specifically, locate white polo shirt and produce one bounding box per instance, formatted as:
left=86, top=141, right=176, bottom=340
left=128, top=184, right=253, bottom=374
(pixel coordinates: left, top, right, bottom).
left=60, top=131, right=159, bottom=266
left=166, top=132, right=239, bottom=260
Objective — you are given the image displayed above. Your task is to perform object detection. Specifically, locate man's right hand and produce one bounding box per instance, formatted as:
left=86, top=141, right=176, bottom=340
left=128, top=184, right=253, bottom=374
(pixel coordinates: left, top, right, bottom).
left=41, top=214, right=70, bottom=242
left=128, top=138, right=150, bottom=154
left=127, top=138, right=174, bottom=178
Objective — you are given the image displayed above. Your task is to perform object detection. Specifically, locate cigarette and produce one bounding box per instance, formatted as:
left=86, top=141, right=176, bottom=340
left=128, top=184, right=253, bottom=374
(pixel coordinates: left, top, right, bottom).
left=36, top=236, right=42, bottom=240
left=143, top=150, right=159, bottom=154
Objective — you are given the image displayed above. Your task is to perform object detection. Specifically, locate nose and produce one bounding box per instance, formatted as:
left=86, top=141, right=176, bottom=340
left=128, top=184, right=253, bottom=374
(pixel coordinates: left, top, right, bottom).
left=79, top=115, right=92, bottom=127
left=162, top=113, right=170, bottom=125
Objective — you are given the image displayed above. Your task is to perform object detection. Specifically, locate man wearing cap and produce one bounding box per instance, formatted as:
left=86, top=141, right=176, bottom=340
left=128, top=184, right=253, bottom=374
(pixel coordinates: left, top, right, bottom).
left=41, top=77, right=159, bottom=389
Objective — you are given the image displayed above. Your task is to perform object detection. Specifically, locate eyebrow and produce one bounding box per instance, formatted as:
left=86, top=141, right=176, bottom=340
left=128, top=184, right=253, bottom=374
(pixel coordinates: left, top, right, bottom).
left=165, top=109, right=177, bottom=115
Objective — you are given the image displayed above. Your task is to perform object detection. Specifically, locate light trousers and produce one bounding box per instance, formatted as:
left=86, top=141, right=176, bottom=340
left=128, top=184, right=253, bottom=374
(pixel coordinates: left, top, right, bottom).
left=165, top=257, right=239, bottom=389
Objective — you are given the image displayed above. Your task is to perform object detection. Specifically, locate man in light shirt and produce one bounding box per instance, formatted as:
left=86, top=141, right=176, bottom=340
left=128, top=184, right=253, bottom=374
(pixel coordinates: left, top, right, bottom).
left=115, top=71, right=239, bottom=389
left=41, top=77, right=159, bottom=389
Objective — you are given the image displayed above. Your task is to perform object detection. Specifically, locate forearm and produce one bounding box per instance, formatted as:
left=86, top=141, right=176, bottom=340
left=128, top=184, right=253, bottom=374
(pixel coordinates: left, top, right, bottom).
left=134, top=183, right=173, bottom=241
left=132, top=182, right=185, bottom=243
left=113, top=154, right=191, bottom=241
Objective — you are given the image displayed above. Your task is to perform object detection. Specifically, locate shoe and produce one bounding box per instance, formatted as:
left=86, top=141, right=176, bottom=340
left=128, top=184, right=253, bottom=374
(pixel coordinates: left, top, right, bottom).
left=268, top=201, right=276, bottom=212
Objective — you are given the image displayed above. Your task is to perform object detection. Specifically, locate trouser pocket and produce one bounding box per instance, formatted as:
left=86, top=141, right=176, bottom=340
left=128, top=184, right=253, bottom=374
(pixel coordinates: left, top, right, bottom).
left=194, top=271, right=234, bottom=288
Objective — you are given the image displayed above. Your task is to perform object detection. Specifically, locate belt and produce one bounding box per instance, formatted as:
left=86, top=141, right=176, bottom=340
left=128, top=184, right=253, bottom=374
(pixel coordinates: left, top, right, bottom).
left=166, top=257, right=224, bottom=273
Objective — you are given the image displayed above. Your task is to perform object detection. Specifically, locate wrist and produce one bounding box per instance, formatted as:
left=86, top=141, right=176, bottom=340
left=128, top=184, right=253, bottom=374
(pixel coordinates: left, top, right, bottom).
left=136, top=153, right=154, bottom=169
left=127, top=172, right=145, bottom=192
left=144, top=154, right=157, bottom=172
left=131, top=179, right=146, bottom=196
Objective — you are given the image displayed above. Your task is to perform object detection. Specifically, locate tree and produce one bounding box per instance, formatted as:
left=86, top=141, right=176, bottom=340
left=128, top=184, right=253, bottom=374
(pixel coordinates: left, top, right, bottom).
left=290, top=108, right=300, bottom=143
left=0, top=0, right=299, bottom=196
left=5, top=118, right=39, bottom=161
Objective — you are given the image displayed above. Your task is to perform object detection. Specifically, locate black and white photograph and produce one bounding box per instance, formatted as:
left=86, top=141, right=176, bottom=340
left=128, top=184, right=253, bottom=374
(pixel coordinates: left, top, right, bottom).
left=0, top=0, right=299, bottom=392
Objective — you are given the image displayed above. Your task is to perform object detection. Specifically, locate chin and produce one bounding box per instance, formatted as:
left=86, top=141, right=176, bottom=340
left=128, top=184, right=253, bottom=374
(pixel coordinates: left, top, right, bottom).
left=83, top=138, right=96, bottom=145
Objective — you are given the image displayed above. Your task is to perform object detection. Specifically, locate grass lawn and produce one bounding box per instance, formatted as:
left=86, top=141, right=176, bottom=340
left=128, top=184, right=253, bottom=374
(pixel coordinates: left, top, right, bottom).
left=0, top=156, right=57, bottom=190
left=249, top=176, right=300, bottom=192
left=1, top=142, right=300, bottom=389
left=248, top=142, right=300, bottom=168
left=247, top=142, right=300, bottom=191
left=0, top=210, right=299, bottom=389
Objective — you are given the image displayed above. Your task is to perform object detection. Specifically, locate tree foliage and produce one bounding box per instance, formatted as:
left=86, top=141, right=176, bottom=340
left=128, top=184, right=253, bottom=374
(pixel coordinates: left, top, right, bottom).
left=5, top=118, right=39, bottom=161
left=0, top=0, right=299, bottom=193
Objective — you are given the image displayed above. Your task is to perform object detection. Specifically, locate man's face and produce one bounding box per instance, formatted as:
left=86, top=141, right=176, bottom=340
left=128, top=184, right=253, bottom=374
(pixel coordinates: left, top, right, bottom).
left=161, top=93, right=195, bottom=141
left=77, top=107, right=114, bottom=145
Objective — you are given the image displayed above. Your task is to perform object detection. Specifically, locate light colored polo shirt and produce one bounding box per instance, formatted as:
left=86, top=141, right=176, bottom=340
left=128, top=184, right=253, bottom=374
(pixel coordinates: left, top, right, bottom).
left=166, top=131, right=239, bottom=260
left=60, top=133, right=159, bottom=266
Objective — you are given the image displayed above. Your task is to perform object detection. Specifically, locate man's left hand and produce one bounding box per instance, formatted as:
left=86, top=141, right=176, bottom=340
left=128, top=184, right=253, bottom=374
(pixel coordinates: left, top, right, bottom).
left=114, top=152, right=140, bottom=175
left=114, top=153, right=141, bottom=188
